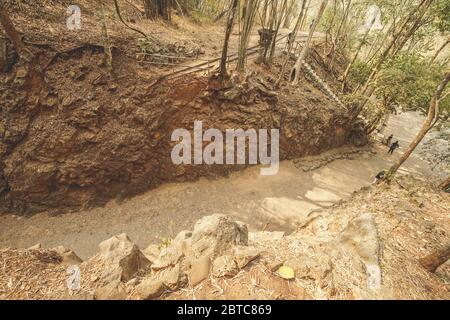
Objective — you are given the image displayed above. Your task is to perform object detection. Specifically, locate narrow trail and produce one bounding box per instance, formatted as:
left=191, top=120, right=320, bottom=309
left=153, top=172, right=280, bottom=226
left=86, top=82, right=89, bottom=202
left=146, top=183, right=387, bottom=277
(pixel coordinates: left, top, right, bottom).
left=160, top=29, right=325, bottom=80
left=0, top=112, right=439, bottom=260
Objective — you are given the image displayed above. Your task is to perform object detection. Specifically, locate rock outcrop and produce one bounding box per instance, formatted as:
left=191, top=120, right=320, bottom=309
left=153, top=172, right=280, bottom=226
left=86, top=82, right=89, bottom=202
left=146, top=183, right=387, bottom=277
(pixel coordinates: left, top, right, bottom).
left=133, top=214, right=254, bottom=299
left=98, top=233, right=151, bottom=284
left=2, top=178, right=449, bottom=300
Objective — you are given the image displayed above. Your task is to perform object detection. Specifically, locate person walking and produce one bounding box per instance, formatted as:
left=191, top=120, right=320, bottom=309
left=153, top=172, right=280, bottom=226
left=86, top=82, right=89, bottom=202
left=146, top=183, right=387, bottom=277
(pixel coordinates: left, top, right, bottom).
left=388, top=141, right=400, bottom=155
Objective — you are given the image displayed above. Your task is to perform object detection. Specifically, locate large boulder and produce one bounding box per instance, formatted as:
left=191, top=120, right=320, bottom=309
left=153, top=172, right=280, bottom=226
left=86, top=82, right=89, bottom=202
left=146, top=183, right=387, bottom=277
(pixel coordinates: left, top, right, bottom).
left=143, top=244, right=160, bottom=262
left=98, top=233, right=151, bottom=283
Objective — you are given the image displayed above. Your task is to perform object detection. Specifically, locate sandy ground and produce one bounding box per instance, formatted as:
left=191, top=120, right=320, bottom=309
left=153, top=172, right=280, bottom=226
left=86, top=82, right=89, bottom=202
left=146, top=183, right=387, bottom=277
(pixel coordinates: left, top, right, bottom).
left=0, top=111, right=444, bottom=260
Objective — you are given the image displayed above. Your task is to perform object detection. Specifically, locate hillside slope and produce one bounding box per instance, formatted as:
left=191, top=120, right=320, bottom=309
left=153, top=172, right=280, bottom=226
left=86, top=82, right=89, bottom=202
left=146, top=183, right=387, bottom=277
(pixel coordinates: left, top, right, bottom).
left=1, top=175, right=448, bottom=300
left=0, top=0, right=364, bottom=214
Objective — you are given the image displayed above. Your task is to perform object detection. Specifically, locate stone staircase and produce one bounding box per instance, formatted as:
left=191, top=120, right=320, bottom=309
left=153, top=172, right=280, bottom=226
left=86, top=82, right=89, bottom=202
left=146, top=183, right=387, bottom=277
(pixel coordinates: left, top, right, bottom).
left=301, top=61, right=348, bottom=111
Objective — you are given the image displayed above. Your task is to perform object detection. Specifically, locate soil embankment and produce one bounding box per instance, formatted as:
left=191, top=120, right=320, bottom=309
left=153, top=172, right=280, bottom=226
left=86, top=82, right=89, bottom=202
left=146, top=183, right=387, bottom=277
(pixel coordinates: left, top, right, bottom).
left=0, top=0, right=364, bottom=214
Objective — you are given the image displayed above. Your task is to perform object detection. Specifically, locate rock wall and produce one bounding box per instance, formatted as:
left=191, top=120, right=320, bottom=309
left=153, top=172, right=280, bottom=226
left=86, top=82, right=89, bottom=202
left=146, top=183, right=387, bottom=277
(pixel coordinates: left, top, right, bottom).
left=0, top=45, right=365, bottom=214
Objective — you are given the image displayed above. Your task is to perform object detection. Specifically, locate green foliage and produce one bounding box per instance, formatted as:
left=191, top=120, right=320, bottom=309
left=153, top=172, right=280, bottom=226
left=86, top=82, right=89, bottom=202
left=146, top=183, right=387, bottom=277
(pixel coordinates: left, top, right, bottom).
left=348, top=60, right=372, bottom=87
left=431, top=0, right=450, bottom=33
left=342, top=92, right=382, bottom=127
left=158, top=237, right=172, bottom=250
left=374, top=53, right=449, bottom=113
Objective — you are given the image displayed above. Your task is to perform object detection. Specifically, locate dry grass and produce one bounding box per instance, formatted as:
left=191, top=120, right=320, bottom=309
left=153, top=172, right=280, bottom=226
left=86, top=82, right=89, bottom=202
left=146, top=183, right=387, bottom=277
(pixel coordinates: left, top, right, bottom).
left=1, top=176, right=448, bottom=300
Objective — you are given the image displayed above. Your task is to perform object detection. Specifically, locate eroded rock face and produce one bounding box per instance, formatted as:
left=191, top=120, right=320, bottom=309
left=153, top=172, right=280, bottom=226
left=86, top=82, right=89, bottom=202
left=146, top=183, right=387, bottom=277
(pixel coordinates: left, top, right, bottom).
left=98, top=233, right=151, bottom=283
left=339, top=213, right=380, bottom=267
left=0, top=51, right=363, bottom=215
left=339, top=213, right=381, bottom=292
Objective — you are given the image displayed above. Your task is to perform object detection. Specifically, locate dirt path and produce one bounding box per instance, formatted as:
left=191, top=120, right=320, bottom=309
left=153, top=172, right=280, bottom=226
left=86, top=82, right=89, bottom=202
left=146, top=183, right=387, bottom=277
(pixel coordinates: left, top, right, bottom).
left=163, top=29, right=324, bottom=79
left=0, top=112, right=441, bottom=259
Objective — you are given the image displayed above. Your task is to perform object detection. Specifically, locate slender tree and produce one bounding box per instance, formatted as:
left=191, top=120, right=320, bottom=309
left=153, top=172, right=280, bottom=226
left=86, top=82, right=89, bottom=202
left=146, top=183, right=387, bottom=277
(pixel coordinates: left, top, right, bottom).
left=299, top=0, right=312, bottom=30
left=237, top=0, right=260, bottom=72
left=328, top=0, right=352, bottom=57
left=143, top=0, right=172, bottom=20
left=267, top=0, right=289, bottom=64
left=219, top=0, right=239, bottom=79
left=362, top=0, right=434, bottom=95
left=100, top=1, right=115, bottom=78
left=430, top=37, right=450, bottom=63
left=276, top=0, right=306, bottom=86
left=341, top=17, right=376, bottom=92
left=290, top=0, right=328, bottom=85
left=387, top=69, right=450, bottom=177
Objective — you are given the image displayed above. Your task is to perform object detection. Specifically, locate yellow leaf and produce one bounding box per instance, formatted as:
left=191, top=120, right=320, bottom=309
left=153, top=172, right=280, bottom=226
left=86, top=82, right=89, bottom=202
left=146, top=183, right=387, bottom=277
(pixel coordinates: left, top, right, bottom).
left=277, top=266, right=295, bottom=280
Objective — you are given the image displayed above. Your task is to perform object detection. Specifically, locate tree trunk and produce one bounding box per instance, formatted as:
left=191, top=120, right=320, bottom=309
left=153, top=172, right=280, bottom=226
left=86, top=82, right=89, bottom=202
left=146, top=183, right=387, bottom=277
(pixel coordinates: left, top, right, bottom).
left=419, top=244, right=450, bottom=273
left=362, top=0, right=432, bottom=95
left=283, top=0, right=296, bottom=28
left=259, top=0, right=276, bottom=64
left=219, top=0, right=239, bottom=79
left=268, top=0, right=289, bottom=64
left=341, top=17, right=375, bottom=92
left=387, top=70, right=450, bottom=177
left=100, top=1, right=115, bottom=78
left=237, top=0, right=260, bottom=72
left=276, top=0, right=306, bottom=86
left=365, top=21, right=390, bottom=65
left=290, top=0, right=327, bottom=85
left=144, top=0, right=158, bottom=19
left=328, top=0, right=351, bottom=57
left=299, top=0, right=311, bottom=30
left=143, top=0, right=172, bottom=20
left=431, top=38, right=450, bottom=63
